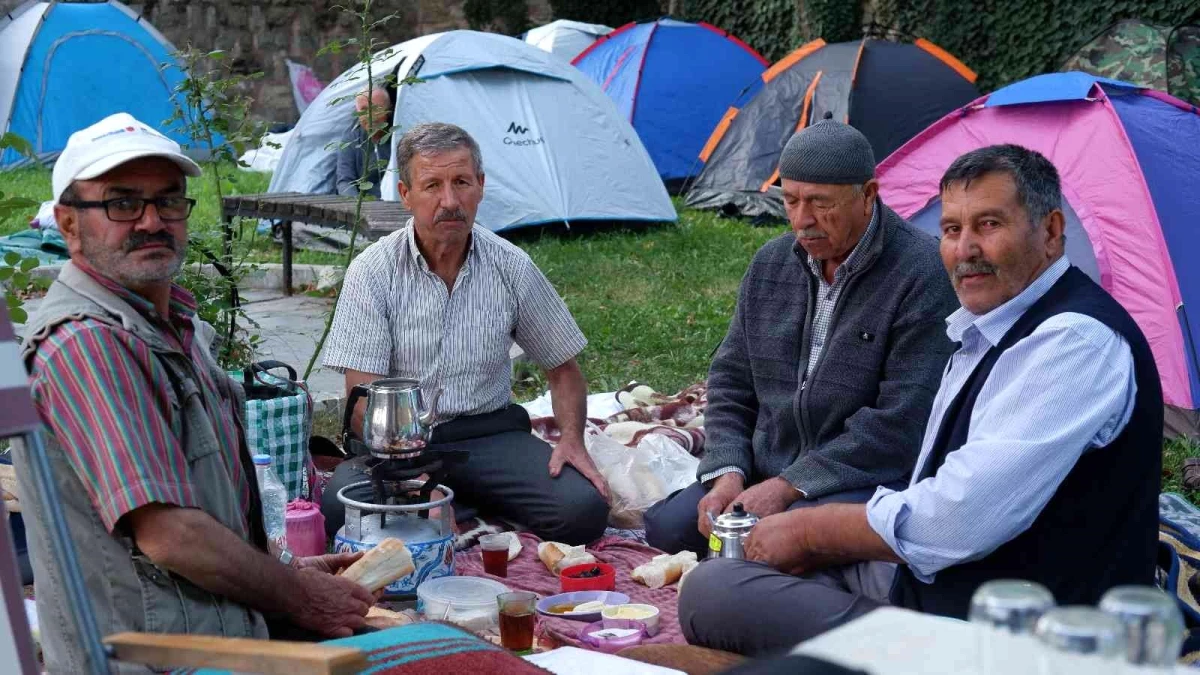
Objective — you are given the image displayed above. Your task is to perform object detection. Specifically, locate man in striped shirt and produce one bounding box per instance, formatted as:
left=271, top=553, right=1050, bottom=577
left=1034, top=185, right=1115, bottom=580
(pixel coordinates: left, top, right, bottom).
left=14, top=113, right=375, bottom=674
left=321, top=122, right=610, bottom=545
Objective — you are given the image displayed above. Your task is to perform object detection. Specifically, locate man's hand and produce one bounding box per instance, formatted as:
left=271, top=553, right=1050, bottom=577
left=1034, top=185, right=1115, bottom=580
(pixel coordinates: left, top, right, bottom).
left=286, top=569, right=376, bottom=638
left=294, top=551, right=363, bottom=575
left=697, top=473, right=745, bottom=539
left=730, top=477, right=800, bottom=519
left=744, top=510, right=812, bottom=575
left=549, top=436, right=611, bottom=503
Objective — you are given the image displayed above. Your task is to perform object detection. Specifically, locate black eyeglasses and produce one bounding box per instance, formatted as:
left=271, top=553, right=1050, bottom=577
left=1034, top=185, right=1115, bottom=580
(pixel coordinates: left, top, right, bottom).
left=60, top=196, right=196, bottom=222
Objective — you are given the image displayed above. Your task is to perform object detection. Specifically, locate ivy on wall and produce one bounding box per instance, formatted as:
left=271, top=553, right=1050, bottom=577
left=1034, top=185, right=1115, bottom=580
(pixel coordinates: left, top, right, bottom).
left=680, top=0, right=860, bottom=62
left=463, top=0, right=531, bottom=35
left=548, top=0, right=666, bottom=28
left=871, top=0, right=1198, bottom=90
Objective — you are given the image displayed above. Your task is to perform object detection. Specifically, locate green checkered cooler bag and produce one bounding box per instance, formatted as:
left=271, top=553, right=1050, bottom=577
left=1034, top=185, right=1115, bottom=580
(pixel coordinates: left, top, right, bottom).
left=234, top=360, right=314, bottom=501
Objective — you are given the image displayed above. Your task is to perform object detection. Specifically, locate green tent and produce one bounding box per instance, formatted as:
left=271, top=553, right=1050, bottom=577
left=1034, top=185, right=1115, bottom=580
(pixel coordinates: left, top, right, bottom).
left=1061, top=18, right=1200, bottom=105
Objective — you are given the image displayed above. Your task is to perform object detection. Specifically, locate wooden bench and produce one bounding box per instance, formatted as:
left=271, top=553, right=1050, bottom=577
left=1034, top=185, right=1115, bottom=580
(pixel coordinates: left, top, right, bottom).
left=221, top=193, right=410, bottom=295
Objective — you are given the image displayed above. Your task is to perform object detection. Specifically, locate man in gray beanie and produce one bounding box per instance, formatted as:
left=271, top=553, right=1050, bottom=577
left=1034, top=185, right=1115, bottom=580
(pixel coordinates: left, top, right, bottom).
left=644, top=113, right=958, bottom=560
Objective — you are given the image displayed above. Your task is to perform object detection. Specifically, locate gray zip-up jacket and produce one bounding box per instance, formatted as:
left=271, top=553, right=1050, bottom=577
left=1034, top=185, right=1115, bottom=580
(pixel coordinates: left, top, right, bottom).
left=698, top=201, right=960, bottom=498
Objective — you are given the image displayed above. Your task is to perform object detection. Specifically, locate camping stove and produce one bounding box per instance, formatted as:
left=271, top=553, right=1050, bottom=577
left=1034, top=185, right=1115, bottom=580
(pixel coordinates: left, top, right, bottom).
left=333, top=451, right=466, bottom=597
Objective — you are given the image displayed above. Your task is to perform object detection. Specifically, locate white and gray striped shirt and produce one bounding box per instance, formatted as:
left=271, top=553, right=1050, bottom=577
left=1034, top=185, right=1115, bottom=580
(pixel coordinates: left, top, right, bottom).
left=322, top=222, right=587, bottom=419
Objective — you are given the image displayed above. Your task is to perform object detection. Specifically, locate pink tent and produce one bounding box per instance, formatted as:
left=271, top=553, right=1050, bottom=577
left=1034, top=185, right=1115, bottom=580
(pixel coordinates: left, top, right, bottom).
left=878, top=72, right=1200, bottom=437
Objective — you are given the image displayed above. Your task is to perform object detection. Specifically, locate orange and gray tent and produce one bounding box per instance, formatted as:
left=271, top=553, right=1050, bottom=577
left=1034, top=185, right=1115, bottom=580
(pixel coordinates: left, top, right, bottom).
left=684, top=37, right=980, bottom=219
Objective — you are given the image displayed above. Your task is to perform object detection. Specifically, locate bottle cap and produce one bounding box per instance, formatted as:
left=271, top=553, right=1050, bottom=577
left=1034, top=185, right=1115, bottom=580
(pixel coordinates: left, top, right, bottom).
left=252, top=454, right=272, bottom=466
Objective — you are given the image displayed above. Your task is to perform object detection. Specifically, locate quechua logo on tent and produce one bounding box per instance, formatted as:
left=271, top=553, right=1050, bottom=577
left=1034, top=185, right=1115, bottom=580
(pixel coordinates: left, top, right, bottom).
left=504, top=121, right=543, bottom=146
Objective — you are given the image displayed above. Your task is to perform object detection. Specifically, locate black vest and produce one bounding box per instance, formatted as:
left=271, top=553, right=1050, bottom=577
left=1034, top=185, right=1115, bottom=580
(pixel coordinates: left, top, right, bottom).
left=890, top=266, right=1163, bottom=619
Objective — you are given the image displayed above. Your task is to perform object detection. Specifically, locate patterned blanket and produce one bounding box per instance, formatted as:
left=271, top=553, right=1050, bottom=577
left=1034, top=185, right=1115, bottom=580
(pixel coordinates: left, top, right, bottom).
left=455, top=532, right=688, bottom=649
left=529, top=382, right=708, bottom=457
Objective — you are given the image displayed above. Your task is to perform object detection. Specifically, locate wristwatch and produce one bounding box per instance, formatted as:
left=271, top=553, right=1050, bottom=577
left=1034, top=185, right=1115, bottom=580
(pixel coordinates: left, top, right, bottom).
left=278, top=548, right=295, bottom=566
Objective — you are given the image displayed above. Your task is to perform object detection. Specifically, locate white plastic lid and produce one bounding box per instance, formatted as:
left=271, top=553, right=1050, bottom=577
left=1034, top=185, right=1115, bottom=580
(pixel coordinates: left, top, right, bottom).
left=417, top=576, right=510, bottom=609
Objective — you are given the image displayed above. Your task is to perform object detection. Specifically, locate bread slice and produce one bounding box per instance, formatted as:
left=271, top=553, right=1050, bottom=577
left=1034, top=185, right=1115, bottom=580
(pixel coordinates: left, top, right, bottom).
left=631, top=551, right=698, bottom=589
left=537, top=541, right=597, bottom=575
left=365, top=606, right=415, bottom=629
left=338, top=538, right=415, bottom=593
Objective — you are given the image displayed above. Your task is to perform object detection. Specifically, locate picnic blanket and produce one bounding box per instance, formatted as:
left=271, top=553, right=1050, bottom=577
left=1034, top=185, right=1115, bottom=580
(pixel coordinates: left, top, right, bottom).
left=455, top=532, right=688, bottom=648
left=171, top=622, right=553, bottom=674
left=529, top=382, right=708, bottom=457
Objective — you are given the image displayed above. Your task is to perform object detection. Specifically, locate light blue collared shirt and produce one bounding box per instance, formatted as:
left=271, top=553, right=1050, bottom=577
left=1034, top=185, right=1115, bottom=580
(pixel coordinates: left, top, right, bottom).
left=866, top=257, right=1137, bottom=582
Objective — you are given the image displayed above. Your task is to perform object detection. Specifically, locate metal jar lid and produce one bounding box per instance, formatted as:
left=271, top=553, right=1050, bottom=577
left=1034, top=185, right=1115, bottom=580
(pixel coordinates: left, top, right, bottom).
left=713, top=503, right=759, bottom=531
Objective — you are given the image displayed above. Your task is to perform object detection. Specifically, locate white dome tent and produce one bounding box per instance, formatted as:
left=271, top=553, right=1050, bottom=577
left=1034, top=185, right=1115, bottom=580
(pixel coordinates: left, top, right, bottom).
left=522, top=19, right=613, bottom=62
left=266, top=30, right=675, bottom=234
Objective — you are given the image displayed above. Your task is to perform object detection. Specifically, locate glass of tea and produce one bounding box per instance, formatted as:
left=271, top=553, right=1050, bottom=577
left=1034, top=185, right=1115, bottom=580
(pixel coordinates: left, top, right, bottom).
left=480, top=534, right=510, bottom=578
left=497, top=591, right=538, bottom=653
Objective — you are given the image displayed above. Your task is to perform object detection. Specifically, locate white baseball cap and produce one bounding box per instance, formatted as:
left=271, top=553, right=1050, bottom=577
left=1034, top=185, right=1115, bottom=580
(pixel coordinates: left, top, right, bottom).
left=51, top=112, right=202, bottom=204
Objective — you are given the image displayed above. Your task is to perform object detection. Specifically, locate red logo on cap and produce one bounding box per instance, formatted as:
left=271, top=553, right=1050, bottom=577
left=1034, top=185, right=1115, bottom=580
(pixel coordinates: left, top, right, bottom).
left=125, top=126, right=135, bottom=132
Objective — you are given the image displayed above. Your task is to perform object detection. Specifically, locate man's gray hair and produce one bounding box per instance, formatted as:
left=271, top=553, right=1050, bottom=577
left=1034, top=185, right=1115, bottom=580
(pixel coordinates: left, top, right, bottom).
left=939, top=144, right=1062, bottom=226
left=396, top=122, right=484, bottom=187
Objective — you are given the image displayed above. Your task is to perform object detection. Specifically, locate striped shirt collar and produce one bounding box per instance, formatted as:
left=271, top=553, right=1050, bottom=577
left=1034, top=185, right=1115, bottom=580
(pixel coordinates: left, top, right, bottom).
left=74, top=260, right=198, bottom=323
left=800, top=201, right=880, bottom=283
left=402, top=218, right=478, bottom=273
left=945, top=256, right=1071, bottom=347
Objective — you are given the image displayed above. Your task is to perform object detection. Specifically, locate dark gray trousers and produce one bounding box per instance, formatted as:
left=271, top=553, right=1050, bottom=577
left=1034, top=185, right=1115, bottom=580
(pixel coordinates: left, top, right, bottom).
left=678, top=557, right=896, bottom=657
left=644, top=480, right=891, bottom=556
left=321, top=405, right=608, bottom=545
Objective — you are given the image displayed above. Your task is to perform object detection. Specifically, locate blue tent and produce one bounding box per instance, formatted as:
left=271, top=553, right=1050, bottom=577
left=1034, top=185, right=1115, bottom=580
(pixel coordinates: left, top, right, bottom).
left=0, top=0, right=204, bottom=168
left=572, top=18, right=768, bottom=190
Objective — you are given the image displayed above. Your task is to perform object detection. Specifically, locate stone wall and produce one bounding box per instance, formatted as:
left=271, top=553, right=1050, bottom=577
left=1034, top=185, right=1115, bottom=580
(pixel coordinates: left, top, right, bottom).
left=2, top=0, right=552, bottom=126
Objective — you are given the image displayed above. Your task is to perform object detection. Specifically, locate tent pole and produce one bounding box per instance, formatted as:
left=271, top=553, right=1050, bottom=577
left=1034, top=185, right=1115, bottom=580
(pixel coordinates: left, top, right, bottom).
left=16, top=431, right=111, bottom=674
left=1179, top=303, right=1200, bottom=396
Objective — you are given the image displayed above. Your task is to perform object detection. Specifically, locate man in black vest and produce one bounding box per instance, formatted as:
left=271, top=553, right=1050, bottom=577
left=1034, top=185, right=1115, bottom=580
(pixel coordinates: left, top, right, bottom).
left=677, top=144, right=1163, bottom=657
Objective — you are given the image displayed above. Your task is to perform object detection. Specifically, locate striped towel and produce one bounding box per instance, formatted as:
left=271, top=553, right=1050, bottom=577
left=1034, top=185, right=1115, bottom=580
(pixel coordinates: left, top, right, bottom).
left=173, top=622, right=553, bottom=674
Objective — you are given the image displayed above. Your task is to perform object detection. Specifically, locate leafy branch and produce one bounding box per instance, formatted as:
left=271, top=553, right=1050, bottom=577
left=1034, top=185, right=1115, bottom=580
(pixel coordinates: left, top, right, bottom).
left=0, top=132, right=43, bottom=326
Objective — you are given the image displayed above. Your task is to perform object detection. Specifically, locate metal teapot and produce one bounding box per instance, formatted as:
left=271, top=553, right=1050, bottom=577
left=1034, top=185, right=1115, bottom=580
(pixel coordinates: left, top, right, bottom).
left=342, top=378, right=441, bottom=459
left=707, top=503, right=759, bottom=559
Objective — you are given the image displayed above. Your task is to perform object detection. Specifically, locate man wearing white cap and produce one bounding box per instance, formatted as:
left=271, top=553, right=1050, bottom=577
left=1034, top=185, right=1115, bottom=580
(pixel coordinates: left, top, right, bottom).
left=12, top=113, right=375, bottom=674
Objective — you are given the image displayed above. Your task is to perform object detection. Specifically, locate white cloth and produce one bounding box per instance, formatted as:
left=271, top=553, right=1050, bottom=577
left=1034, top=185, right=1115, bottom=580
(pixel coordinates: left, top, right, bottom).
left=525, top=646, right=685, bottom=675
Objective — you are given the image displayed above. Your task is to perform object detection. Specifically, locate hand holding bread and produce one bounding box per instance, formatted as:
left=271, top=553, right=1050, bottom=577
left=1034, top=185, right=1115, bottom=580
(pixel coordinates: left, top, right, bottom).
left=337, top=538, right=415, bottom=593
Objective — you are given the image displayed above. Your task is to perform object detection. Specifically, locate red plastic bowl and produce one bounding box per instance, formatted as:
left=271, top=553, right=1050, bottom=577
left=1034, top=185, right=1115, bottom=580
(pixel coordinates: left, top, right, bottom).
left=559, top=562, right=616, bottom=592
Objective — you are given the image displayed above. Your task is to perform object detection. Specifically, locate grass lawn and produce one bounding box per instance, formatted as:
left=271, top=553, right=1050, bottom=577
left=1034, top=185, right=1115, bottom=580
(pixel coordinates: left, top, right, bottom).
left=5, top=163, right=1199, bottom=500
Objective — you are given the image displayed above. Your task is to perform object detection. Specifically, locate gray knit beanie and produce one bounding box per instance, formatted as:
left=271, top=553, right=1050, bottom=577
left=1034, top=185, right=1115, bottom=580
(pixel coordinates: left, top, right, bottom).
left=778, top=112, right=875, bottom=184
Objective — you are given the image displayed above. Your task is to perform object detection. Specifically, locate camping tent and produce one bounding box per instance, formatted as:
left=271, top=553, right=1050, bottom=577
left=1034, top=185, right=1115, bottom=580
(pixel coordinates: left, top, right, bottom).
left=1061, top=18, right=1200, bottom=105
left=0, top=0, right=203, bottom=168
left=522, top=19, right=613, bottom=62
left=571, top=18, right=769, bottom=190
left=267, top=30, right=675, bottom=233
left=684, top=37, right=980, bottom=219
left=876, top=72, right=1200, bottom=438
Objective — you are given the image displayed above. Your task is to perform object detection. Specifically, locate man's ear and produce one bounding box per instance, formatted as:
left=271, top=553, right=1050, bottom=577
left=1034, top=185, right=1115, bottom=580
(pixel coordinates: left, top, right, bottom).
left=478, top=172, right=485, bottom=190
left=862, top=179, right=880, bottom=214
left=1044, top=209, right=1066, bottom=256
left=397, top=180, right=411, bottom=209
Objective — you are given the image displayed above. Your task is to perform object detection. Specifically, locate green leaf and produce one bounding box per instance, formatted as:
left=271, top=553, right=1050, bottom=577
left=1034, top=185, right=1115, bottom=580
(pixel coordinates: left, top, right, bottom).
left=0, top=267, right=13, bottom=281
left=3, top=252, right=19, bottom=267
left=8, top=306, right=27, bottom=325
left=207, top=50, right=227, bottom=60
left=19, top=258, right=39, bottom=273
left=0, top=132, right=34, bottom=159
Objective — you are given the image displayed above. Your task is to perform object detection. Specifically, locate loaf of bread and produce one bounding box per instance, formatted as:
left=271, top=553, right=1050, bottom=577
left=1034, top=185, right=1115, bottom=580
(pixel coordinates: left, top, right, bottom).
left=537, top=541, right=597, bottom=575
left=631, top=551, right=698, bottom=589
left=338, top=538, right=415, bottom=593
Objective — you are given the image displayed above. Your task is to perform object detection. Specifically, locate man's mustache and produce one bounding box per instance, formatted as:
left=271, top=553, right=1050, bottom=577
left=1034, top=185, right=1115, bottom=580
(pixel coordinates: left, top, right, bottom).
left=435, top=209, right=467, bottom=224
left=124, top=231, right=176, bottom=253
left=954, top=259, right=997, bottom=281
left=796, top=228, right=826, bottom=240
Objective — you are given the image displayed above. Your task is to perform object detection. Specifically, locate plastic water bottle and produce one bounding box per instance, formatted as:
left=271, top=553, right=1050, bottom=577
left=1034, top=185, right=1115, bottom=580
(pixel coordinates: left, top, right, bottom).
left=252, top=454, right=289, bottom=552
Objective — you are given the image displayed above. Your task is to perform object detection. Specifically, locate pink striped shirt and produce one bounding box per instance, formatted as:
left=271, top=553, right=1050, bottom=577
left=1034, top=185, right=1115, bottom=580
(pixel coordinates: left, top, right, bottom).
left=27, top=264, right=251, bottom=533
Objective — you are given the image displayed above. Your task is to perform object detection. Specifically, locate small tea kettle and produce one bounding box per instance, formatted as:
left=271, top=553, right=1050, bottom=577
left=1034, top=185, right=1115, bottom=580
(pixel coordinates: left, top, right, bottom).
left=342, top=378, right=441, bottom=459
left=707, top=503, right=759, bottom=559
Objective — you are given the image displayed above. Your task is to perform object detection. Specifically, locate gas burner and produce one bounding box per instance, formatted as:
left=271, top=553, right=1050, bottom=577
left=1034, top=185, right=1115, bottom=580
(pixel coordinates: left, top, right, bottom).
left=365, top=449, right=468, bottom=522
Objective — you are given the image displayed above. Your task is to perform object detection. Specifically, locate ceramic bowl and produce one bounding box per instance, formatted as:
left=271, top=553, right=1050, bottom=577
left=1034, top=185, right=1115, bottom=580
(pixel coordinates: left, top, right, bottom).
left=535, top=590, right=630, bottom=622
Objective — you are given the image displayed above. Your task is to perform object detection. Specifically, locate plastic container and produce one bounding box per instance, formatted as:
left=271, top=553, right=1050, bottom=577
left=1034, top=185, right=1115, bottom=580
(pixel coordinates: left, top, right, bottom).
left=416, top=576, right=511, bottom=633
left=253, top=455, right=288, bottom=551
left=560, top=562, right=616, bottom=592
left=579, top=619, right=647, bottom=654
left=285, top=499, right=326, bottom=558
left=601, top=604, right=660, bottom=637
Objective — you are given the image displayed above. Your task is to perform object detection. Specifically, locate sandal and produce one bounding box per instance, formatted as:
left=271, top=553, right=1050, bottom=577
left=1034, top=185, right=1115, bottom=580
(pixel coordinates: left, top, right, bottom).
left=1183, top=458, right=1200, bottom=490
